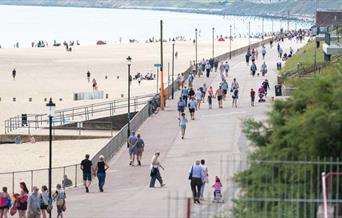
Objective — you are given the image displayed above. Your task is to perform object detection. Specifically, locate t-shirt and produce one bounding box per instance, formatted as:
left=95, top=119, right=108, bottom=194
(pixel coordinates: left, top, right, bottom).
left=28, top=193, right=41, bottom=214
left=81, top=159, right=92, bottom=174
left=136, top=138, right=145, bottom=150
left=222, top=82, right=228, bottom=91
left=250, top=90, right=256, bottom=97
left=195, top=90, right=202, bottom=100
left=188, top=100, right=196, bottom=109
left=128, top=135, right=138, bottom=148
left=177, top=101, right=185, bottom=110
left=181, top=88, right=189, bottom=97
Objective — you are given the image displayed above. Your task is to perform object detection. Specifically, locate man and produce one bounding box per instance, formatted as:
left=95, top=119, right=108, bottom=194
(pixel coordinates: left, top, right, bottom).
left=181, top=86, right=189, bottom=106
left=128, top=132, right=139, bottom=166
left=195, top=88, right=202, bottom=110
left=262, top=46, right=266, bottom=60
left=189, top=160, right=205, bottom=204
left=231, top=78, right=239, bottom=90
left=223, top=61, right=230, bottom=77
left=86, top=70, right=91, bottom=82
left=221, top=80, right=229, bottom=100
left=215, top=86, right=223, bottom=109
left=136, top=134, right=145, bottom=166
left=80, top=154, right=93, bottom=193
left=262, top=79, right=270, bottom=96
left=205, top=61, right=211, bottom=78
left=250, top=88, right=256, bottom=107
left=28, top=187, right=41, bottom=218
left=250, top=61, right=257, bottom=77
left=261, top=62, right=267, bottom=76
left=12, top=68, right=16, bottom=80
left=188, top=97, right=197, bottom=120
left=150, top=152, right=165, bottom=188
left=200, top=160, right=208, bottom=200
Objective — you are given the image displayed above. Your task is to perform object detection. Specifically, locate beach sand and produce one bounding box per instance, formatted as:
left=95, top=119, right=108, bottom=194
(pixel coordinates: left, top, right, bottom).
left=0, top=38, right=260, bottom=174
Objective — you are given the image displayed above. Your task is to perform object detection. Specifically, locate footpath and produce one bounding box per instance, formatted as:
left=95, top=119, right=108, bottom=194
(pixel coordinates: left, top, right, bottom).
left=62, top=38, right=307, bottom=218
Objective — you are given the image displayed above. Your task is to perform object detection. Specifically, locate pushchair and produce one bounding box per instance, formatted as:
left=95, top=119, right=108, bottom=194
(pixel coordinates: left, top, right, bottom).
left=258, top=93, right=266, bottom=102
left=212, top=190, right=224, bottom=203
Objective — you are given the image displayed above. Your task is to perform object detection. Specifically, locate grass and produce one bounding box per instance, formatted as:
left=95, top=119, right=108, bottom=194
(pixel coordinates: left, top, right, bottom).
left=280, top=39, right=325, bottom=76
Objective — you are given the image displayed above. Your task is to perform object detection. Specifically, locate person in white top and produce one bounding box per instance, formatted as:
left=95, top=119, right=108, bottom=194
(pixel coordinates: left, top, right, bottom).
left=149, top=152, right=165, bottom=188
left=195, top=88, right=203, bottom=110
left=200, top=159, right=209, bottom=200
left=224, top=61, right=230, bottom=77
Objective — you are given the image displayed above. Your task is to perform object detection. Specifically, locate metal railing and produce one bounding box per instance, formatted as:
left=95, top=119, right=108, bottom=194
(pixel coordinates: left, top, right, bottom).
left=4, top=94, right=154, bottom=134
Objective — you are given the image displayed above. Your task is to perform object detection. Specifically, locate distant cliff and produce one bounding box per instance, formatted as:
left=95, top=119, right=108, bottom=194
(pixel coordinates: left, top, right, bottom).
left=0, top=0, right=341, bottom=20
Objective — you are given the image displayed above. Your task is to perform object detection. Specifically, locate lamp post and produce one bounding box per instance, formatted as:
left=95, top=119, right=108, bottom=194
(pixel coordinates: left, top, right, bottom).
left=195, top=28, right=198, bottom=76
left=212, top=27, right=215, bottom=59
left=229, top=25, right=232, bottom=59
left=171, top=39, right=175, bottom=99
left=126, top=56, right=132, bottom=143
left=248, top=21, right=251, bottom=47
left=46, top=98, right=55, bottom=218
left=262, top=18, right=264, bottom=37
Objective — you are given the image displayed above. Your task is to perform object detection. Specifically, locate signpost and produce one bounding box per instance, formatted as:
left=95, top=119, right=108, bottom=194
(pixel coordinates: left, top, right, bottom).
left=154, top=64, right=161, bottom=94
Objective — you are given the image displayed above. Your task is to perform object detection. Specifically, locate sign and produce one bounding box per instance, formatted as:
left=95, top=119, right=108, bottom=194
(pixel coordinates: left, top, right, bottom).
left=154, top=64, right=161, bottom=67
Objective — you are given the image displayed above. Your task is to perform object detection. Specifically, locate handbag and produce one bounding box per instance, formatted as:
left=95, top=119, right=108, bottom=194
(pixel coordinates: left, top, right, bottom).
left=188, top=166, right=193, bottom=180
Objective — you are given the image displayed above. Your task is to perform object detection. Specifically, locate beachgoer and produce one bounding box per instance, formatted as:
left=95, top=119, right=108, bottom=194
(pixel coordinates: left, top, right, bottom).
left=80, top=154, right=93, bottom=193
left=18, top=182, right=29, bottom=218
left=52, top=184, right=66, bottom=218
left=262, top=46, right=266, bottom=59
left=231, top=78, right=239, bottom=90
left=177, top=97, right=185, bottom=119
left=181, top=86, right=189, bottom=106
left=212, top=176, right=223, bottom=200
left=262, top=79, right=270, bottom=96
left=205, top=61, right=211, bottom=78
left=261, top=62, right=267, bottom=76
left=136, top=134, right=145, bottom=165
left=200, top=160, right=209, bottom=200
left=219, top=62, right=224, bottom=74
left=250, top=61, right=257, bottom=77
left=245, top=50, right=251, bottom=65
left=62, top=175, right=72, bottom=188
left=188, top=97, right=197, bottom=120
left=189, top=160, right=204, bottom=204
left=12, top=68, right=16, bottom=81
left=221, top=80, right=229, bottom=100
left=202, top=83, right=207, bottom=103
left=92, top=78, right=98, bottom=91
left=207, top=86, right=214, bottom=109
left=94, top=155, right=109, bottom=192
left=250, top=89, right=256, bottom=107
left=188, top=87, right=195, bottom=100
left=128, top=132, right=138, bottom=166
left=195, top=88, right=202, bottom=110
left=223, top=61, right=230, bottom=77
left=28, top=186, right=41, bottom=218
left=215, top=86, right=223, bottom=108
left=86, top=71, right=91, bottom=82
left=0, top=187, right=11, bottom=218
left=149, top=152, right=165, bottom=188
left=179, top=113, right=188, bottom=139
left=39, top=186, right=49, bottom=218
left=232, top=88, right=239, bottom=108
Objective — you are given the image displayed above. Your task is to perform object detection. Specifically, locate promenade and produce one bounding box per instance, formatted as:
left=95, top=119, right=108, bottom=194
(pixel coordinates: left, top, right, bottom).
left=55, top=38, right=307, bottom=218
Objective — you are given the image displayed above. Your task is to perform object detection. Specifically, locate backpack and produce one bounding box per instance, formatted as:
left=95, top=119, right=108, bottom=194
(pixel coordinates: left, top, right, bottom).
left=251, top=64, right=257, bottom=71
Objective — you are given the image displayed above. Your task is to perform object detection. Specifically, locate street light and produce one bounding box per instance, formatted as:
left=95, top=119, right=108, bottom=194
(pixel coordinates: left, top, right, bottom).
left=248, top=21, right=251, bottom=47
left=212, top=27, right=215, bottom=59
left=171, top=39, right=175, bottom=99
left=46, top=98, right=55, bottom=218
left=126, top=56, right=132, bottom=143
left=195, top=28, right=198, bottom=76
left=229, top=25, right=232, bottom=59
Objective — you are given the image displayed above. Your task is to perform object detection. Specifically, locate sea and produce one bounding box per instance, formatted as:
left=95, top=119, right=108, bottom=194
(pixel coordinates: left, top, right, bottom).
left=0, top=5, right=312, bottom=48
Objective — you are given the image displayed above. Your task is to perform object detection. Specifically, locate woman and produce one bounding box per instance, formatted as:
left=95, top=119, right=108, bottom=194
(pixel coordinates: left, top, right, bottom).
left=177, top=97, right=185, bottom=120
left=18, top=182, right=29, bottom=218
left=179, top=113, right=188, bottom=139
left=215, top=86, right=223, bottom=109
left=40, top=186, right=49, bottom=218
left=53, top=184, right=66, bottom=218
left=149, top=152, right=165, bottom=188
left=0, top=187, right=11, bottom=218
left=207, top=86, right=214, bottom=109
left=232, top=88, right=239, bottom=108
left=94, top=155, right=109, bottom=192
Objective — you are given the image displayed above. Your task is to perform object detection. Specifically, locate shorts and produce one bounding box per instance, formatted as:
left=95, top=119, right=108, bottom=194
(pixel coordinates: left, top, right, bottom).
left=0, top=206, right=9, bottom=210
left=180, top=124, right=186, bottom=129
left=217, top=96, right=222, bottom=101
left=40, top=204, right=48, bottom=210
left=129, top=147, right=137, bottom=156
left=223, top=90, right=227, bottom=95
left=17, top=202, right=27, bottom=210
left=178, top=107, right=184, bottom=113
left=137, top=148, right=144, bottom=156
left=251, top=96, right=255, bottom=102
left=189, top=108, right=195, bottom=113
left=83, top=173, right=92, bottom=181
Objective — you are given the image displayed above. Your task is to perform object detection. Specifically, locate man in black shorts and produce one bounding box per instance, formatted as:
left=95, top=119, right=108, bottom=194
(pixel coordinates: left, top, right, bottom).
left=81, top=154, right=93, bottom=193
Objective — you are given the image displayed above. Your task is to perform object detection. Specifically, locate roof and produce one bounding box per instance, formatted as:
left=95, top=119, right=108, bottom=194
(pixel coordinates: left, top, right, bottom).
left=316, top=10, right=342, bottom=27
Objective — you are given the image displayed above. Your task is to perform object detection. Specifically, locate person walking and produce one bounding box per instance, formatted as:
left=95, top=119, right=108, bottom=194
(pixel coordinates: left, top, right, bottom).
left=136, top=134, right=145, bottom=165
left=177, top=97, right=185, bottom=120
left=27, top=187, right=41, bottom=218
left=80, top=154, right=93, bottom=193
left=188, top=97, right=197, bottom=120
left=262, top=46, right=266, bottom=60
left=149, top=152, right=165, bottom=188
left=245, top=50, right=251, bottom=65
left=189, top=160, right=205, bottom=204
left=94, top=155, right=109, bottom=192
left=261, top=62, right=268, bottom=76
left=223, top=61, right=230, bottom=77
left=200, top=160, right=209, bottom=200
left=232, top=88, right=239, bottom=108
left=39, top=186, right=49, bottom=218
left=207, top=86, right=214, bottom=109
left=221, top=80, right=229, bottom=101
left=12, top=68, right=16, bottom=81
left=231, top=78, right=239, bottom=90
left=195, top=88, right=202, bottom=110
left=215, top=86, right=223, bottom=108
left=52, top=184, right=66, bottom=218
left=179, top=113, right=188, bottom=139
left=201, top=83, right=207, bottom=103
left=18, top=182, right=29, bottom=218
left=219, top=62, right=224, bottom=75
left=250, top=61, right=257, bottom=77
left=262, top=79, right=270, bottom=96
left=250, top=88, right=256, bottom=107
left=128, top=132, right=138, bottom=166
left=0, top=187, right=11, bottom=218
left=86, top=70, right=91, bottom=82
left=181, top=86, right=189, bottom=106
left=205, top=61, right=211, bottom=78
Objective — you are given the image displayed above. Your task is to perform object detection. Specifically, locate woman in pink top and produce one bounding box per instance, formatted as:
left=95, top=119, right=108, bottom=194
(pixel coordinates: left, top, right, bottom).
left=207, top=86, right=214, bottom=109
left=212, top=176, right=222, bottom=199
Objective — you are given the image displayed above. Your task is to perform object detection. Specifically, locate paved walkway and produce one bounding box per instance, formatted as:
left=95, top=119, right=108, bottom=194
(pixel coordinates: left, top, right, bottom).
left=60, top=38, right=307, bottom=218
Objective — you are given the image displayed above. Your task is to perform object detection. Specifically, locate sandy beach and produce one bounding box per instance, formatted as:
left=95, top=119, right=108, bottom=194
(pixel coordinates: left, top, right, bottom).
left=0, top=38, right=260, bottom=174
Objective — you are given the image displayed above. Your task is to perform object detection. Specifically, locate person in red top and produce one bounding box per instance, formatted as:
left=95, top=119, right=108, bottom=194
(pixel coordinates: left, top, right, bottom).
left=250, top=89, right=256, bottom=106
left=258, top=86, right=266, bottom=102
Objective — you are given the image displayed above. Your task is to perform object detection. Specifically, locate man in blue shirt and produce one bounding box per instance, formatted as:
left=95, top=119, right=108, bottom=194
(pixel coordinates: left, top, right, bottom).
left=181, top=86, right=189, bottom=106
left=189, top=160, right=204, bottom=203
left=128, top=132, right=138, bottom=166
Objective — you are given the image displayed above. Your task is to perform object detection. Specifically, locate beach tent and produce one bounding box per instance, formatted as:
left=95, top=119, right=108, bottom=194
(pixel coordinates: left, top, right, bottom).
left=218, top=37, right=225, bottom=42
left=96, top=40, right=106, bottom=45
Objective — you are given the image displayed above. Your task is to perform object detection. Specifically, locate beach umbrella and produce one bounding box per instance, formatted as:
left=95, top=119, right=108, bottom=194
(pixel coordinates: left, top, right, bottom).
left=218, top=37, right=225, bottom=42
left=96, top=40, right=106, bottom=45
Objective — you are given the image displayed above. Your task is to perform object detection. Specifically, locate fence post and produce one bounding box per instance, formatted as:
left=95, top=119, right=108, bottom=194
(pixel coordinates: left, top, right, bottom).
left=31, top=170, right=34, bottom=190
left=75, top=164, right=78, bottom=187
left=12, top=172, right=15, bottom=194
left=186, top=197, right=191, bottom=218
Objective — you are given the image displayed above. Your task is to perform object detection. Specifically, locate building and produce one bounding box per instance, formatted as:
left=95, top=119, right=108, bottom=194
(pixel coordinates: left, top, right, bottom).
left=316, top=10, right=342, bottom=27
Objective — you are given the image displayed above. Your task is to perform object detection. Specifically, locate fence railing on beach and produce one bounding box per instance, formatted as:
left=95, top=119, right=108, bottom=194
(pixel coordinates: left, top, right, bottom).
left=4, top=94, right=154, bottom=134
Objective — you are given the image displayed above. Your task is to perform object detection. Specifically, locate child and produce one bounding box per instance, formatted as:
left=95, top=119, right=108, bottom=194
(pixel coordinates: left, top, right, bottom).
left=212, top=176, right=223, bottom=202
left=250, top=89, right=256, bottom=106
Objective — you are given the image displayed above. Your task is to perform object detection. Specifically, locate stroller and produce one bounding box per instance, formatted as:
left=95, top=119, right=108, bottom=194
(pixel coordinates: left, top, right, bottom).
left=212, top=176, right=224, bottom=203
left=258, top=87, right=266, bottom=102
